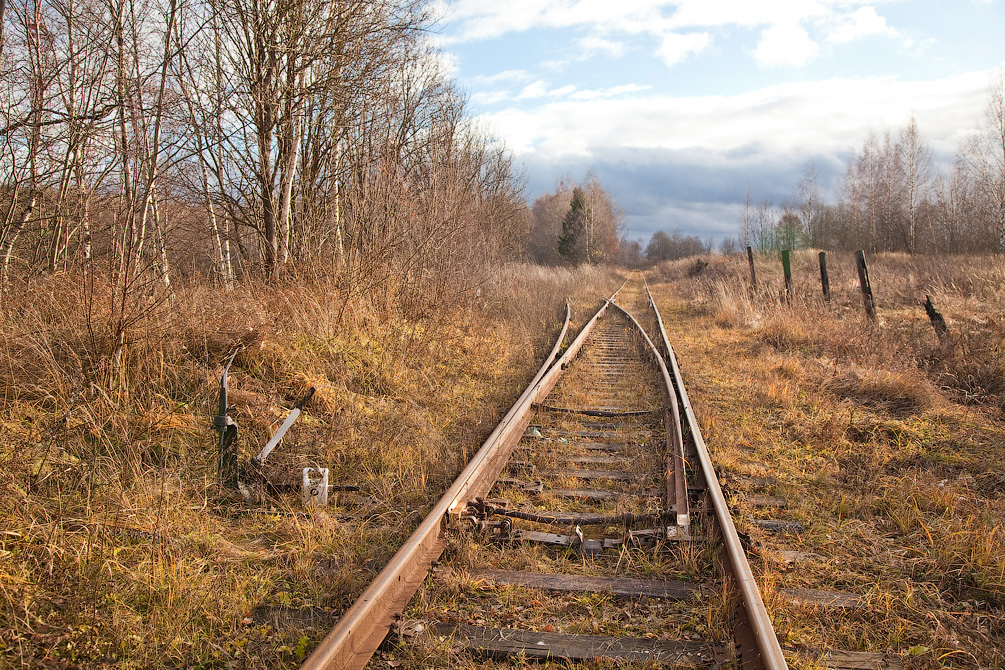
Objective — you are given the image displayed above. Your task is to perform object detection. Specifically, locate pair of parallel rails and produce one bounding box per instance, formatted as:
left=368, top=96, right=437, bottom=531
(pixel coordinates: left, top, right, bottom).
left=302, top=275, right=788, bottom=670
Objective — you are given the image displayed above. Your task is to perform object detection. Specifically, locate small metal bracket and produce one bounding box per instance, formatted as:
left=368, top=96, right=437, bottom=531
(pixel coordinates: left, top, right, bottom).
left=447, top=499, right=516, bottom=537
left=303, top=467, right=329, bottom=507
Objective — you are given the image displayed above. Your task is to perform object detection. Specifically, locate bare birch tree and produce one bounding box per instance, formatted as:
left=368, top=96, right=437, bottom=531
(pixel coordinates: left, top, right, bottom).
left=897, top=116, right=932, bottom=254
left=961, top=71, right=1005, bottom=253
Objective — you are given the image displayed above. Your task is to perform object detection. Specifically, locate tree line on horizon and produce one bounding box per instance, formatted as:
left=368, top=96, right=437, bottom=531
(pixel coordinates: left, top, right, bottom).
left=737, top=74, right=1005, bottom=256
left=525, top=175, right=712, bottom=268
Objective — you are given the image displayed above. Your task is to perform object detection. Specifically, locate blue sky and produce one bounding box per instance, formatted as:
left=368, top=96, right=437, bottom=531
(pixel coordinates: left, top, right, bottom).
left=430, top=0, right=1004, bottom=244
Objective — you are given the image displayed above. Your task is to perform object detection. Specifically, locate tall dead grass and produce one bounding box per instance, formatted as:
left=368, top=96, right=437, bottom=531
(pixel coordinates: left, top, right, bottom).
left=0, top=263, right=622, bottom=667
left=655, top=251, right=1005, bottom=410
left=648, top=252, right=1005, bottom=664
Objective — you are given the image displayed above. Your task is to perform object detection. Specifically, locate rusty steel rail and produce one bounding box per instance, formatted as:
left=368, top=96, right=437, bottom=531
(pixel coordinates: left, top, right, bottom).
left=643, top=278, right=788, bottom=670
left=607, top=300, right=689, bottom=532
left=303, top=295, right=620, bottom=670
left=304, top=273, right=786, bottom=670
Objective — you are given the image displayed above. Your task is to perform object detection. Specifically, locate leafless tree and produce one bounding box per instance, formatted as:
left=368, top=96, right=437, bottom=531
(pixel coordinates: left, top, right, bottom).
left=0, top=0, right=531, bottom=334
left=528, top=179, right=573, bottom=265
left=796, top=162, right=826, bottom=247
left=645, top=228, right=708, bottom=263
left=718, top=236, right=739, bottom=255
left=898, top=116, right=932, bottom=254
left=750, top=198, right=777, bottom=252
left=960, top=71, right=1005, bottom=253
left=580, top=170, right=623, bottom=263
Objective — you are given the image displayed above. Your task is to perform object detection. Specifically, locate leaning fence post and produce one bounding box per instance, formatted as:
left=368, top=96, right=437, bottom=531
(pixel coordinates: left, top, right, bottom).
left=853, top=250, right=875, bottom=321
left=746, top=246, right=757, bottom=288
left=818, top=251, right=830, bottom=302
left=924, top=295, right=948, bottom=340
left=780, top=249, right=792, bottom=303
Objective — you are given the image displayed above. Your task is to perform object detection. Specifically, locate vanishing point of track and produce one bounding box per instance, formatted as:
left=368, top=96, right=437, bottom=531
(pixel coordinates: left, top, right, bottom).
left=302, top=274, right=788, bottom=670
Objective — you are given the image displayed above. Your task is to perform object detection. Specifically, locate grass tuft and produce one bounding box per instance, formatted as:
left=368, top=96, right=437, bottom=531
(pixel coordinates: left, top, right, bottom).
left=822, top=367, right=935, bottom=416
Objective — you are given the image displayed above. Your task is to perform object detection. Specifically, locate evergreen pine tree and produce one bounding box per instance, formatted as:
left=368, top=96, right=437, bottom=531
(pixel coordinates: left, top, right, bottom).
left=558, top=187, right=588, bottom=263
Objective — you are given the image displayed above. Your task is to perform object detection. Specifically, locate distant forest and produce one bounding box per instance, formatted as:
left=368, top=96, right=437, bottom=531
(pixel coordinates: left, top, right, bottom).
left=737, top=75, right=1005, bottom=257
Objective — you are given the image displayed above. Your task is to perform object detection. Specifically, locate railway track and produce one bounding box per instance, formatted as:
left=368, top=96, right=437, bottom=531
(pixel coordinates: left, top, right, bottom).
left=303, top=274, right=786, bottom=669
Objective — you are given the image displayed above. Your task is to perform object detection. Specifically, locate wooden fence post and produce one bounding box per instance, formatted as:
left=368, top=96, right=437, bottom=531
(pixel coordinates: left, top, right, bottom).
left=924, top=295, right=948, bottom=340
left=854, top=250, right=875, bottom=320
left=818, top=251, right=830, bottom=302
left=746, top=246, right=757, bottom=287
left=780, top=249, right=792, bottom=303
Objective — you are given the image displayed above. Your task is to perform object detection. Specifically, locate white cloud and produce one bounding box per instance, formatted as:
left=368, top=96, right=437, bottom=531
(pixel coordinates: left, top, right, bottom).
left=471, top=90, right=514, bottom=105
left=570, top=83, right=653, bottom=100
left=442, top=0, right=865, bottom=43
left=440, top=0, right=656, bottom=43
left=826, top=6, right=898, bottom=44
left=516, top=81, right=549, bottom=100
left=657, top=31, right=711, bottom=67
left=666, top=0, right=831, bottom=30
left=576, top=35, right=628, bottom=58
left=441, top=0, right=911, bottom=72
left=516, top=81, right=579, bottom=100
left=490, top=70, right=996, bottom=238
left=540, top=58, right=574, bottom=72
left=477, top=71, right=994, bottom=159
left=439, top=0, right=680, bottom=43
left=470, top=69, right=533, bottom=85
left=753, top=24, right=819, bottom=67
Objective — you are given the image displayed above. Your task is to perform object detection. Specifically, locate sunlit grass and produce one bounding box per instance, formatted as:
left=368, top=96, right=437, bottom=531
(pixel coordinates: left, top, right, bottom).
left=651, top=251, right=1005, bottom=666
left=0, top=263, right=623, bottom=668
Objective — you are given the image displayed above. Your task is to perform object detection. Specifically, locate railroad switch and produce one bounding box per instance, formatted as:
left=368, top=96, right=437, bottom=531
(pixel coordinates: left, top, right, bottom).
left=449, top=513, right=513, bottom=538
left=455, top=498, right=515, bottom=537
left=214, top=363, right=353, bottom=508
left=214, top=347, right=242, bottom=490
left=481, top=518, right=513, bottom=537
left=466, top=497, right=509, bottom=517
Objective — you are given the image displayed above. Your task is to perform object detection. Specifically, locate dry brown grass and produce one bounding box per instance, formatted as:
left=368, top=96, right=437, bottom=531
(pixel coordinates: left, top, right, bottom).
left=649, top=251, right=1005, bottom=667
left=0, top=263, right=622, bottom=668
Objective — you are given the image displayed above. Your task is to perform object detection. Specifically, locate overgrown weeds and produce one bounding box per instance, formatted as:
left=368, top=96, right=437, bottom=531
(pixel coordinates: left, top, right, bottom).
left=0, top=263, right=621, bottom=667
left=658, top=250, right=1005, bottom=410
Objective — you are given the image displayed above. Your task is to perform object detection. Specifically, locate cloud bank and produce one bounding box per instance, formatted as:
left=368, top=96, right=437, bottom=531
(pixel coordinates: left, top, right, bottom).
left=436, top=0, right=916, bottom=69
left=490, top=72, right=995, bottom=240
left=434, top=0, right=1004, bottom=241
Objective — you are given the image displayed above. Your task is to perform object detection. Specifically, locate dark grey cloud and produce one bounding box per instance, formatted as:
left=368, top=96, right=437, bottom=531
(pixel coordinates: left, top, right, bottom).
left=518, top=146, right=847, bottom=242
